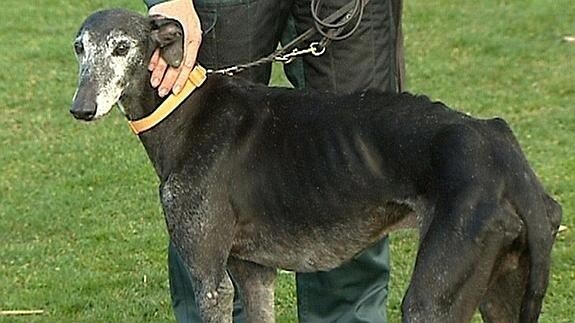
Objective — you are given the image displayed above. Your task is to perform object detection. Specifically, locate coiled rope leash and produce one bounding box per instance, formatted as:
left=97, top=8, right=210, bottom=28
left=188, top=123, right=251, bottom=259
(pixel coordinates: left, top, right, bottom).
left=208, top=0, right=368, bottom=76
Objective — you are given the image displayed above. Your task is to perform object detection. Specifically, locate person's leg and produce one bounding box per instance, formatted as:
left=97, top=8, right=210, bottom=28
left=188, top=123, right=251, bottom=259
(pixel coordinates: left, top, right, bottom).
left=195, top=0, right=293, bottom=84
left=296, top=241, right=391, bottom=323
left=166, top=1, right=292, bottom=322
left=287, top=0, right=403, bottom=93
left=284, top=0, right=404, bottom=322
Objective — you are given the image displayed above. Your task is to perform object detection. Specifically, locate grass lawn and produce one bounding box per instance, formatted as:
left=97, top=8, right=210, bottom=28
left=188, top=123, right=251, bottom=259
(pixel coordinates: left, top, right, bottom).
left=1, top=0, right=573, bottom=322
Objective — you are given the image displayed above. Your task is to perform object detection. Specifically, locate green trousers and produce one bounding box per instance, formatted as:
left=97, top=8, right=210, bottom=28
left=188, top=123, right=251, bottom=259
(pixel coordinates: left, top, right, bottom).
left=145, top=0, right=404, bottom=321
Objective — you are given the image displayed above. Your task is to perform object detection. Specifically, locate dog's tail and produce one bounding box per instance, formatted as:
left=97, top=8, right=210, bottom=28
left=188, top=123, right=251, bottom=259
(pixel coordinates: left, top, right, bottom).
left=487, top=117, right=561, bottom=322
left=511, top=172, right=561, bottom=322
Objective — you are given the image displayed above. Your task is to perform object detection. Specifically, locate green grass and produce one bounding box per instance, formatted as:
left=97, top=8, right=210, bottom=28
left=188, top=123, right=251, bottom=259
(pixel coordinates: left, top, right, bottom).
left=1, top=0, right=573, bottom=322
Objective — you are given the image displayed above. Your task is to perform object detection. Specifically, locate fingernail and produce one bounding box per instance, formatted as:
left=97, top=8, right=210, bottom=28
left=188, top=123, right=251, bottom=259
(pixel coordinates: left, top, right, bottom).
left=159, top=88, right=168, bottom=97
left=151, top=77, right=160, bottom=87
left=173, top=85, right=182, bottom=94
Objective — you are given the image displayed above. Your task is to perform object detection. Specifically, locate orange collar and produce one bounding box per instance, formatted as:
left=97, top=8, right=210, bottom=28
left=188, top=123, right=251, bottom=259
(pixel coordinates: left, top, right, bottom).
left=128, top=65, right=207, bottom=135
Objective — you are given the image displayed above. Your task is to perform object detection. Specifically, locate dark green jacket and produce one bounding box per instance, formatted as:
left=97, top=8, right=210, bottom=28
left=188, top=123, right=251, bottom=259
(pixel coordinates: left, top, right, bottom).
left=144, top=0, right=169, bottom=8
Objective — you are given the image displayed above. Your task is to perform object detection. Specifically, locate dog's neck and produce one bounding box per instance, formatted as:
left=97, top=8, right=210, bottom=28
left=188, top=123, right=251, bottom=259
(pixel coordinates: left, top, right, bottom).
left=120, top=68, right=163, bottom=121
left=119, top=67, right=193, bottom=179
left=118, top=64, right=239, bottom=181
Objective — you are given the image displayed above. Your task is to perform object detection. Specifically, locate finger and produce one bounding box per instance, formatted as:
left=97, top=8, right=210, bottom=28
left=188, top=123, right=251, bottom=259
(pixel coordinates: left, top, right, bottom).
left=151, top=56, right=168, bottom=88
left=172, top=64, right=192, bottom=95
left=158, top=66, right=180, bottom=97
left=184, top=37, right=201, bottom=69
left=148, top=49, right=160, bottom=71
left=172, top=39, right=200, bottom=94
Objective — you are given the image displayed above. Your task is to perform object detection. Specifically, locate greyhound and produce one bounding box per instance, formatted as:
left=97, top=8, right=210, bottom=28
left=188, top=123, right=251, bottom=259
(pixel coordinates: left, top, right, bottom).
left=70, top=9, right=561, bottom=323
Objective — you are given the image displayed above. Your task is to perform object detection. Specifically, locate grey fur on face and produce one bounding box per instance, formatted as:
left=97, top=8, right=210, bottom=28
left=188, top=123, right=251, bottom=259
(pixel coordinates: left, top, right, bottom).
left=71, top=9, right=166, bottom=121
left=74, top=29, right=143, bottom=118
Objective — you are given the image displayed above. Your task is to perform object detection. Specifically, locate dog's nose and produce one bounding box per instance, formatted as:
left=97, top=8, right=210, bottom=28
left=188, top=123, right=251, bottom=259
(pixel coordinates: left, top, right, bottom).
left=70, top=102, right=96, bottom=121
left=70, top=104, right=96, bottom=121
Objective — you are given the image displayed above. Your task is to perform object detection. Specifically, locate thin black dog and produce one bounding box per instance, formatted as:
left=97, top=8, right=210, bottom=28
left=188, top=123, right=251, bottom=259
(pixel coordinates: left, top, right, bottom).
left=70, top=9, right=561, bottom=323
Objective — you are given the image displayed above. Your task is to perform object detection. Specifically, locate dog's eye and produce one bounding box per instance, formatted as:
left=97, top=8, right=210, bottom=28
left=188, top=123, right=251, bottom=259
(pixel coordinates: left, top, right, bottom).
left=74, top=41, right=84, bottom=55
left=112, top=42, right=130, bottom=56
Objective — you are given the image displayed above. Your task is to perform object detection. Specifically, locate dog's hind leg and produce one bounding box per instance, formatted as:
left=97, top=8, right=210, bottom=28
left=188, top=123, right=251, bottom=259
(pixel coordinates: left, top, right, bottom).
left=402, top=125, right=523, bottom=322
left=402, top=192, right=522, bottom=323
left=479, top=250, right=529, bottom=323
left=228, top=257, right=277, bottom=323
left=479, top=193, right=561, bottom=323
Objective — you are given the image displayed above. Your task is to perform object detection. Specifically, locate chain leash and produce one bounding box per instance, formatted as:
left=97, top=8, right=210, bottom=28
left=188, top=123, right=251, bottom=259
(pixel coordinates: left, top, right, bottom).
left=207, top=41, right=327, bottom=76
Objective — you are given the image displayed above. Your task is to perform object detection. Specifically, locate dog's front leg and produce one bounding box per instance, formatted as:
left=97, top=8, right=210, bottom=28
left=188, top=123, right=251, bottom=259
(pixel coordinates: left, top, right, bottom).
left=160, top=177, right=236, bottom=323
left=228, top=257, right=276, bottom=323
left=193, top=271, right=235, bottom=323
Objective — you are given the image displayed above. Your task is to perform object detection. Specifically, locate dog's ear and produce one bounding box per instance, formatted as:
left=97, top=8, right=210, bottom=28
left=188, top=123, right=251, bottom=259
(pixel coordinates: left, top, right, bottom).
left=149, top=15, right=184, bottom=68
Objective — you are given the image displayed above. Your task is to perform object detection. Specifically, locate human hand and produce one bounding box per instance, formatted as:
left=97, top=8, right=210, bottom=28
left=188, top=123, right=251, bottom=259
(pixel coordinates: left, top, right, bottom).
left=148, top=0, right=202, bottom=97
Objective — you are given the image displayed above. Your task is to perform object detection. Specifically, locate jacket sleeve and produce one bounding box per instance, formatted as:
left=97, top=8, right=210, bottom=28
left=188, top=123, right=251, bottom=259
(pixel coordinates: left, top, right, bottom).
left=143, top=0, right=170, bottom=9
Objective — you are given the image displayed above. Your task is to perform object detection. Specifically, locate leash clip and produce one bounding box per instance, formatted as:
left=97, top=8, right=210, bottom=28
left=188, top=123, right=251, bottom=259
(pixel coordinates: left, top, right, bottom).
left=309, top=42, right=326, bottom=56
left=275, top=41, right=327, bottom=64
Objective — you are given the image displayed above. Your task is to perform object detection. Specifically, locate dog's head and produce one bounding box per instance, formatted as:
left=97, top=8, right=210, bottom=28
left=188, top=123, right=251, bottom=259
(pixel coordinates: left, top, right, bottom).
left=70, top=9, right=184, bottom=121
